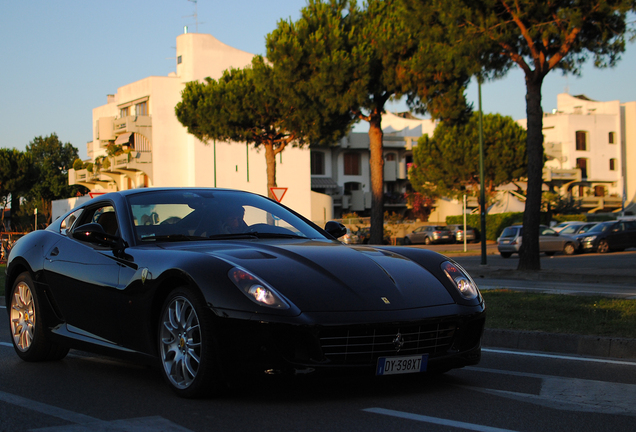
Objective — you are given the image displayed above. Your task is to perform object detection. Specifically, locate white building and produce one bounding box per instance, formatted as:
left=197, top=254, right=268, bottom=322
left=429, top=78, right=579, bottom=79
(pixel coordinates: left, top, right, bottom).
left=310, top=112, right=438, bottom=219
left=521, top=93, right=636, bottom=214
left=67, top=32, right=323, bottom=222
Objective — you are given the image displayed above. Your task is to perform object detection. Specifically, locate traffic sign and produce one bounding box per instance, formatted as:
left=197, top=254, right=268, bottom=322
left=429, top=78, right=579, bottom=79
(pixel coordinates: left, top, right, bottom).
left=270, top=187, right=288, bottom=203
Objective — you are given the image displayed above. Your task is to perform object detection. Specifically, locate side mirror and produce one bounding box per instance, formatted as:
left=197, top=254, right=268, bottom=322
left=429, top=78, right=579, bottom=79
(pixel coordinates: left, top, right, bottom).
left=325, top=221, right=347, bottom=239
left=72, top=223, right=121, bottom=249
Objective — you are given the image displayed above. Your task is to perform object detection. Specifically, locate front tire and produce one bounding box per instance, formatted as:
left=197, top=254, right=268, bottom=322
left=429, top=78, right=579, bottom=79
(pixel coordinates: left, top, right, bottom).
left=563, top=242, right=576, bottom=255
left=9, top=272, right=69, bottom=362
left=158, top=287, right=224, bottom=398
left=597, top=240, right=610, bottom=254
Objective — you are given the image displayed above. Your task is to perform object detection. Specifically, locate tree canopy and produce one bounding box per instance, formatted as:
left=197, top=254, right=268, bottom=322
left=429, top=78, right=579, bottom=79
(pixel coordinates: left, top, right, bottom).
left=267, top=0, right=471, bottom=243
left=0, top=148, right=35, bottom=220
left=410, top=113, right=527, bottom=202
left=175, top=55, right=350, bottom=198
left=403, top=0, right=635, bottom=269
left=26, top=134, right=86, bottom=225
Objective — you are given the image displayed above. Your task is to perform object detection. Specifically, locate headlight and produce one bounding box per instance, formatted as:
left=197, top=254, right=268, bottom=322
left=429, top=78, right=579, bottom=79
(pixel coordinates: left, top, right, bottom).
left=441, top=261, right=479, bottom=300
left=583, top=235, right=597, bottom=242
left=228, top=267, right=290, bottom=309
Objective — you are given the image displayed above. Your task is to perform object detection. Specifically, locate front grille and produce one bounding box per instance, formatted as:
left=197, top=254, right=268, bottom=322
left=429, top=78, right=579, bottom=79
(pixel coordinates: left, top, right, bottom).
left=319, top=321, right=456, bottom=365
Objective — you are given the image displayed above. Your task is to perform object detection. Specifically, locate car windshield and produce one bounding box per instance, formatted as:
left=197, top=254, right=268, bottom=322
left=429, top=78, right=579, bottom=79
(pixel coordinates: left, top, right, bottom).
left=126, top=190, right=327, bottom=243
left=560, top=225, right=582, bottom=235
left=586, top=222, right=612, bottom=233
left=501, top=227, right=520, bottom=237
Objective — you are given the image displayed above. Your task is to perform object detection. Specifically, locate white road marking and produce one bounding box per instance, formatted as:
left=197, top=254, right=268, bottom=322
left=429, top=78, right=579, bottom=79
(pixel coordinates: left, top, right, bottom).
left=0, top=389, right=192, bottom=431
left=0, top=389, right=100, bottom=424
left=463, top=366, right=636, bottom=415
left=482, top=348, right=636, bottom=366
left=363, top=408, right=518, bottom=432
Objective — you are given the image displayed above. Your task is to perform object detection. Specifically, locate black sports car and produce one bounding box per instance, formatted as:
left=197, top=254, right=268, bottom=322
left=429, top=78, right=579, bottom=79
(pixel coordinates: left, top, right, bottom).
left=5, top=188, right=485, bottom=397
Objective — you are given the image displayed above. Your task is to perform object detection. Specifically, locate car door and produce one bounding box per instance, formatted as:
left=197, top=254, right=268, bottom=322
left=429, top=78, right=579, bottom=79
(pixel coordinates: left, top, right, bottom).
left=539, top=227, right=562, bottom=252
left=410, top=227, right=426, bottom=243
left=626, top=222, right=636, bottom=248
left=42, top=201, right=133, bottom=346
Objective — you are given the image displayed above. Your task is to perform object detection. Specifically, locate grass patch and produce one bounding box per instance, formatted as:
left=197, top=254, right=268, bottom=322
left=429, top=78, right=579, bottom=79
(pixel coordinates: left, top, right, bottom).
left=482, top=289, right=636, bottom=339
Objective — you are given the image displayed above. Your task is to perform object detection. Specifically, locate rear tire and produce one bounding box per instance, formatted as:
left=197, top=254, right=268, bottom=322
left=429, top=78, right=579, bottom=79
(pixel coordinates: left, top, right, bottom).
left=424, top=237, right=432, bottom=245
left=9, top=272, right=69, bottom=362
left=158, top=287, right=225, bottom=398
left=563, top=242, right=576, bottom=255
left=500, top=252, right=512, bottom=258
left=403, top=237, right=411, bottom=245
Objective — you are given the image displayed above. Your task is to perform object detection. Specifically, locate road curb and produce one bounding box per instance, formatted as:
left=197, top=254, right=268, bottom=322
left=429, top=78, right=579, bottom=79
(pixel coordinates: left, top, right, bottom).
left=483, top=328, right=636, bottom=360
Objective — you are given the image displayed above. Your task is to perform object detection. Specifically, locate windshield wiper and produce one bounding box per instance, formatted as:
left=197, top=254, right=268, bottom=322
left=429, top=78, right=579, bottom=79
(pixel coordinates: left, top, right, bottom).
left=244, top=231, right=307, bottom=239
left=207, top=233, right=259, bottom=240
left=141, top=234, right=206, bottom=242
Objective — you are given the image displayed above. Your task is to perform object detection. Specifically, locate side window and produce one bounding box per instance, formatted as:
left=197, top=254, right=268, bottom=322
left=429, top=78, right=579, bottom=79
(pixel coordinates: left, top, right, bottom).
left=75, top=204, right=119, bottom=237
left=60, top=209, right=84, bottom=235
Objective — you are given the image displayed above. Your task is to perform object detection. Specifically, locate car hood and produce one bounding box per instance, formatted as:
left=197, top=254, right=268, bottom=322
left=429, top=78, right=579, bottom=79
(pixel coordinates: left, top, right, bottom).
left=171, top=240, right=455, bottom=312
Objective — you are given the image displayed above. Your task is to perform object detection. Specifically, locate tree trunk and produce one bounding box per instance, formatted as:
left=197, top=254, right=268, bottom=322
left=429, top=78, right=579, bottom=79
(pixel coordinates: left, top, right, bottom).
left=264, top=143, right=277, bottom=200
left=518, top=75, right=544, bottom=271
left=368, top=111, right=385, bottom=245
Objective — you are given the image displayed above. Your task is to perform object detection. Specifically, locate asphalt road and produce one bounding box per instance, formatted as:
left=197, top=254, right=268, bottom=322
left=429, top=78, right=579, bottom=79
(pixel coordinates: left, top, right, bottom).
left=1, top=317, right=635, bottom=432
left=2, top=250, right=636, bottom=431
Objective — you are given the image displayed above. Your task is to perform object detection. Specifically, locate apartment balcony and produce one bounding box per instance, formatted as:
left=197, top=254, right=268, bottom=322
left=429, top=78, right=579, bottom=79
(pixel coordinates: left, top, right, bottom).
left=580, top=196, right=623, bottom=213
left=543, top=168, right=581, bottom=182
left=113, top=115, right=152, bottom=136
left=68, top=168, right=113, bottom=189
left=101, top=151, right=154, bottom=185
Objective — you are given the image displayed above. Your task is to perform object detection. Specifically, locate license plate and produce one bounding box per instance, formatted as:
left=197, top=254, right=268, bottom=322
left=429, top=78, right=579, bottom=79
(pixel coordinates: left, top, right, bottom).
left=376, top=354, right=428, bottom=375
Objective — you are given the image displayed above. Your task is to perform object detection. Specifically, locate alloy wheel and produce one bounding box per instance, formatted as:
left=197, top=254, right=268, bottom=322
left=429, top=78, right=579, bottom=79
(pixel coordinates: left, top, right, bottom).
left=160, top=296, right=202, bottom=389
left=10, top=281, right=35, bottom=352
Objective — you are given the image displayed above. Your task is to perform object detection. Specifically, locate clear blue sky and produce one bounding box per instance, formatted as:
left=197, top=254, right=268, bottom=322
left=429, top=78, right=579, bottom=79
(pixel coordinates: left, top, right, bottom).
left=2, top=0, right=636, bottom=159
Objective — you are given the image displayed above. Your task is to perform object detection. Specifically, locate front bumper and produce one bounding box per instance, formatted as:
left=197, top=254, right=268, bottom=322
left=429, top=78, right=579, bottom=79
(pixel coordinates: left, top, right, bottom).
left=213, top=308, right=486, bottom=376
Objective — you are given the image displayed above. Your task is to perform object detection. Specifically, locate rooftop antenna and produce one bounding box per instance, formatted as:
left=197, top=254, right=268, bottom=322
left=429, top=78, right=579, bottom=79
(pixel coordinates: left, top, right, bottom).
left=184, top=0, right=201, bottom=33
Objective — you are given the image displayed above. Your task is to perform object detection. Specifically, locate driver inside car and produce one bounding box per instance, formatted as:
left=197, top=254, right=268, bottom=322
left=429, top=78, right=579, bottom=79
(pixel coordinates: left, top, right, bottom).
left=220, top=205, right=248, bottom=234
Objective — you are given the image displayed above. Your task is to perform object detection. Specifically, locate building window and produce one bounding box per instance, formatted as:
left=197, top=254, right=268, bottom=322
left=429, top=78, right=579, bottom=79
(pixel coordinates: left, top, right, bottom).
left=575, top=131, right=588, bottom=151
left=609, top=132, right=616, bottom=144
left=120, top=107, right=129, bottom=118
left=136, top=101, right=148, bottom=116
left=609, top=158, right=617, bottom=171
left=177, top=55, right=182, bottom=64
left=311, top=151, right=325, bottom=175
left=343, top=152, right=361, bottom=176
left=385, top=153, right=396, bottom=161
left=594, top=185, right=605, bottom=197
left=576, top=157, right=588, bottom=179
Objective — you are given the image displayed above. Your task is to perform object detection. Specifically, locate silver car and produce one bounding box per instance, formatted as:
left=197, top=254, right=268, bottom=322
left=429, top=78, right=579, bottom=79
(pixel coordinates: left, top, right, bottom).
left=497, top=225, right=579, bottom=258
left=405, top=225, right=454, bottom=245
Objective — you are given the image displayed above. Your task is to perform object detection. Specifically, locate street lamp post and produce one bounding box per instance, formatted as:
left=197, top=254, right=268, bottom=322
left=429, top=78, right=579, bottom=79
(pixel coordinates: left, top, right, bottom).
left=478, top=80, right=487, bottom=266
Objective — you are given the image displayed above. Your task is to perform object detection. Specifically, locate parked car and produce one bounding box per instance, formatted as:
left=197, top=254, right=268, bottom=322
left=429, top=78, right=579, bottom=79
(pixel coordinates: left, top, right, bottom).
left=575, top=220, right=636, bottom=253
left=557, top=222, right=598, bottom=236
left=339, top=227, right=359, bottom=244
left=355, top=227, right=390, bottom=245
left=447, top=224, right=480, bottom=243
left=551, top=221, right=586, bottom=233
left=5, top=188, right=485, bottom=397
left=404, top=225, right=455, bottom=245
left=497, top=224, right=579, bottom=258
